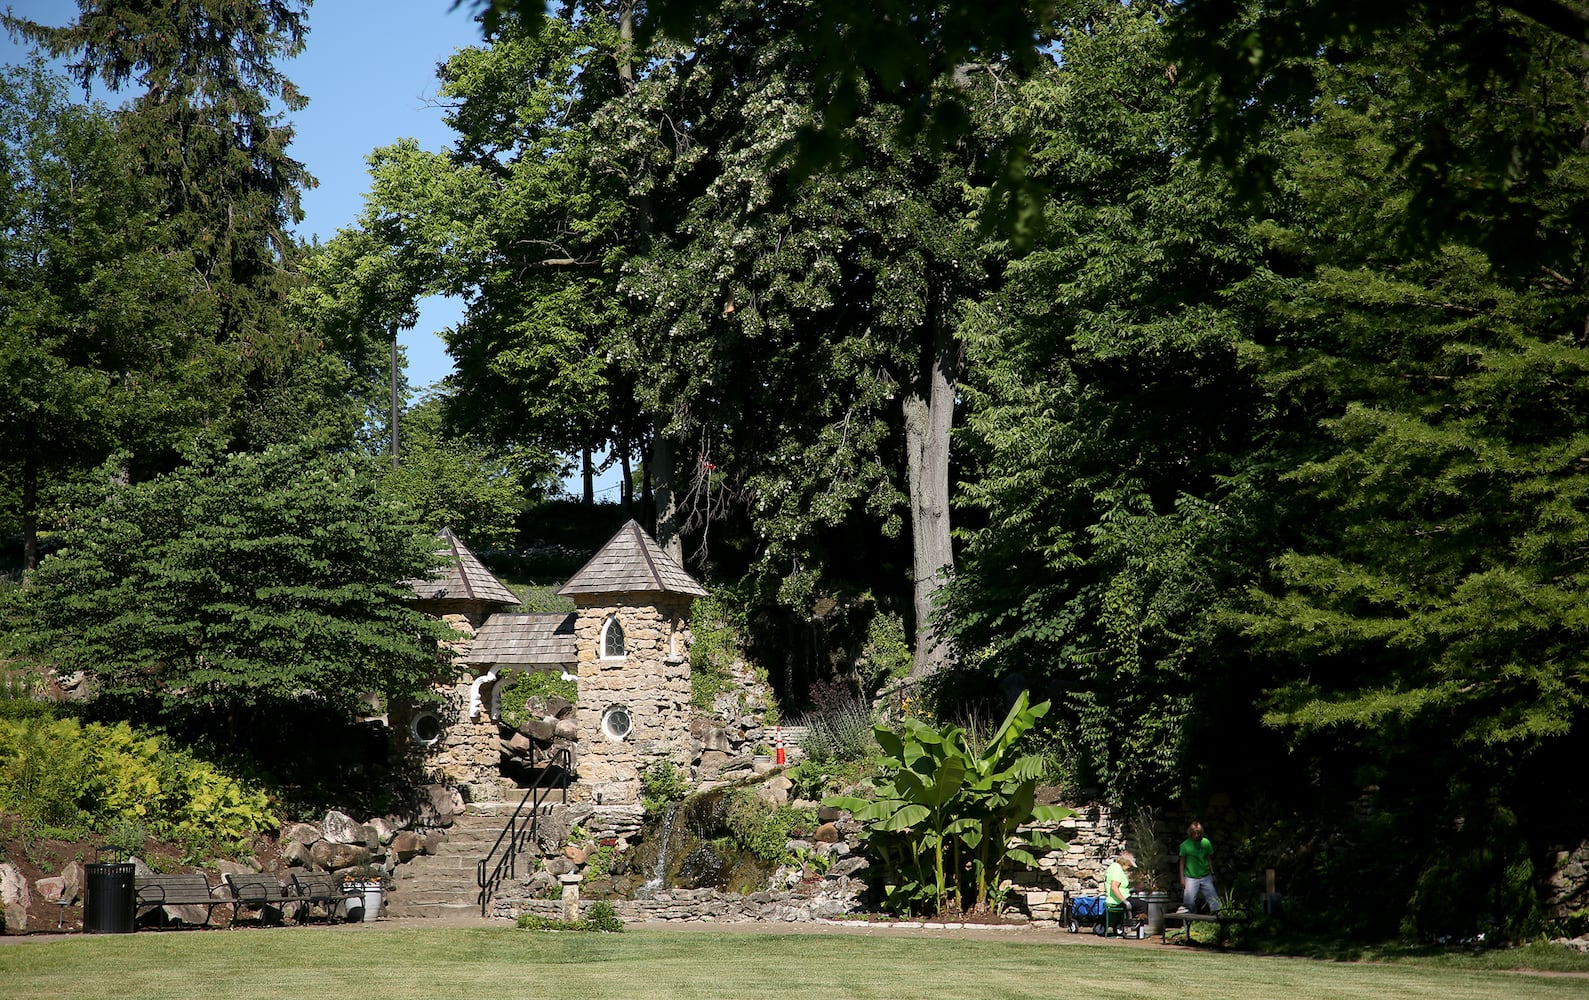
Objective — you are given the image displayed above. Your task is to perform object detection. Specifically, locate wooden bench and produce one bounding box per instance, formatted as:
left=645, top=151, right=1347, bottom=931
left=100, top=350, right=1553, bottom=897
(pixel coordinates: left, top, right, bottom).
left=290, top=874, right=362, bottom=924
left=1159, top=911, right=1249, bottom=945
left=134, top=873, right=229, bottom=928
left=223, top=872, right=301, bottom=925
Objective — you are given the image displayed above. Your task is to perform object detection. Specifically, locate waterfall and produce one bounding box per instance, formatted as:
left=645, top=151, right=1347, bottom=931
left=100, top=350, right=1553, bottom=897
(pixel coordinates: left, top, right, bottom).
left=639, top=801, right=682, bottom=896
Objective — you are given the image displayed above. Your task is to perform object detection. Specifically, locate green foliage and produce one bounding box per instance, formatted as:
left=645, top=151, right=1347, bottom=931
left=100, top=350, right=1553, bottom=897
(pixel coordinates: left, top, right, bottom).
left=689, top=591, right=742, bottom=711
left=0, top=716, right=277, bottom=847
left=583, top=900, right=624, bottom=932
left=945, top=2, right=1267, bottom=805
left=497, top=669, right=578, bottom=731
left=375, top=397, right=557, bottom=548
left=1, top=442, right=456, bottom=722
left=640, top=761, right=690, bottom=817
left=827, top=691, right=1072, bottom=916
left=516, top=899, right=624, bottom=933
left=722, top=791, right=816, bottom=865
left=583, top=843, right=616, bottom=882
left=858, top=611, right=913, bottom=693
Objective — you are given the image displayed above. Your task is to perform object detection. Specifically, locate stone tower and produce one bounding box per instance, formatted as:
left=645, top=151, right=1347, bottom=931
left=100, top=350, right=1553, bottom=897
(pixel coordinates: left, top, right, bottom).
left=557, top=519, right=708, bottom=804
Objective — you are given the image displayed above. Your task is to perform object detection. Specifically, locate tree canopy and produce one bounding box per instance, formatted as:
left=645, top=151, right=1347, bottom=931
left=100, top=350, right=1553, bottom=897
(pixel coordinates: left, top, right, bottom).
left=2, top=443, right=455, bottom=721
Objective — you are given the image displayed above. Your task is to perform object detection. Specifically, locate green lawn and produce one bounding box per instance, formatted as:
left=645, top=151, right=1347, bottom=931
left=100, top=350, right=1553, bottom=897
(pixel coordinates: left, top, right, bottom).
left=3, top=927, right=1584, bottom=1000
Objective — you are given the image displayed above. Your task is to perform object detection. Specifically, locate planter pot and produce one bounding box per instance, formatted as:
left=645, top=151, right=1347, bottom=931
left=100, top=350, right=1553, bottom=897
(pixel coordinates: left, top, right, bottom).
left=343, top=882, right=384, bottom=923
left=1143, top=890, right=1175, bottom=935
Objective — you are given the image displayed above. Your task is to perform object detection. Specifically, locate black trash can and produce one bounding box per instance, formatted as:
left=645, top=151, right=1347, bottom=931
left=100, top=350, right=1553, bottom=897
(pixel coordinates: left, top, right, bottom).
left=84, top=862, right=136, bottom=933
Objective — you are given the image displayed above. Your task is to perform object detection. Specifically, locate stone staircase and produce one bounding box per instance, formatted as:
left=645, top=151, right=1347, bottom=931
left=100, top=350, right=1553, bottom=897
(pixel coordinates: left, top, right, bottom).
left=386, top=808, right=520, bottom=919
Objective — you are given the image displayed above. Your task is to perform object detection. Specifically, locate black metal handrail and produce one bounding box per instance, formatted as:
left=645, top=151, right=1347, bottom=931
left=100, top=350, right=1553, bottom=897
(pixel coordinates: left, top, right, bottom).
left=477, top=746, right=573, bottom=916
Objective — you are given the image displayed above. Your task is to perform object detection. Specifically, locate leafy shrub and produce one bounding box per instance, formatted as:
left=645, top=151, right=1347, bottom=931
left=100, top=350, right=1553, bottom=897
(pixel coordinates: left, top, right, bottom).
left=0, top=716, right=277, bottom=847
left=858, top=610, right=913, bottom=691
left=584, top=900, right=623, bottom=932
left=640, top=761, right=690, bottom=816
left=498, top=668, right=577, bottom=730
left=584, top=843, right=615, bottom=880
left=516, top=900, right=623, bottom=932
left=723, top=790, right=816, bottom=864
left=689, top=591, right=741, bottom=709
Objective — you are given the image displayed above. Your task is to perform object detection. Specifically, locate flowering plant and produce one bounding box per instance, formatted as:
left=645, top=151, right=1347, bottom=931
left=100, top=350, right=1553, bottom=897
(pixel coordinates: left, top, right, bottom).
left=339, top=865, right=388, bottom=888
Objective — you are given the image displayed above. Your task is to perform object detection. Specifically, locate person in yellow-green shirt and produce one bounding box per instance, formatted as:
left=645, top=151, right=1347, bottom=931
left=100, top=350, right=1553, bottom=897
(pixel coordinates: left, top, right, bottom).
left=1103, top=849, right=1146, bottom=935
left=1178, top=820, right=1221, bottom=914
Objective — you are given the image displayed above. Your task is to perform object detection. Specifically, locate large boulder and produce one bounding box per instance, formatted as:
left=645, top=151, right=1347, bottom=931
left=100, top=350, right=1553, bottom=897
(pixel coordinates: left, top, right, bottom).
left=544, top=695, right=574, bottom=719
left=322, top=810, right=365, bottom=845
left=390, top=831, right=425, bottom=863
left=535, top=810, right=571, bottom=852
left=754, top=775, right=793, bottom=806
left=282, top=822, right=322, bottom=847
left=2, top=863, right=31, bottom=932
left=418, top=784, right=465, bottom=828
left=368, top=817, right=400, bottom=846
left=519, top=718, right=558, bottom=742
left=284, top=840, right=315, bottom=868
left=311, top=841, right=372, bottom=871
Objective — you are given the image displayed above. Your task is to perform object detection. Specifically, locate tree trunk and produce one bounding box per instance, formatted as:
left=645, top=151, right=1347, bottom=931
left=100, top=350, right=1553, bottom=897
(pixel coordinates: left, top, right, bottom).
left=903, top=291, right=959, bottom=679
left=581, top=443, right=595, bottom=505
left=652, top=429, right=682, bottom=562
left=620, top=447, right=633, bottom=515
left=21, top=423, right=38, bottom=571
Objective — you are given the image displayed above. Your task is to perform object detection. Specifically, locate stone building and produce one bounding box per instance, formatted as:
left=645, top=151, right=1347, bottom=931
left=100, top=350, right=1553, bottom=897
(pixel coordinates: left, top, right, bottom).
left=556, top=519, right=707, bottom=805
left=403, top=520, right=707, bottom=806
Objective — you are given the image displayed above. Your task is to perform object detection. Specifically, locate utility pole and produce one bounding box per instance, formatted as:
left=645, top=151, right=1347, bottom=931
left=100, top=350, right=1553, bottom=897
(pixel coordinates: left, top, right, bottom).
left=390, top=334, right=401, bottom=470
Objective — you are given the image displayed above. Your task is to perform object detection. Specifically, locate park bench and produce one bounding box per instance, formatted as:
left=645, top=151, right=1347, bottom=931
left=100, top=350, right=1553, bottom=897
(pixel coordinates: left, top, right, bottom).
left=134, top=873, right=229, bottom=928
left=223, top=872, right=300, bottom=926
left=290, top=873, right=363, bottom=924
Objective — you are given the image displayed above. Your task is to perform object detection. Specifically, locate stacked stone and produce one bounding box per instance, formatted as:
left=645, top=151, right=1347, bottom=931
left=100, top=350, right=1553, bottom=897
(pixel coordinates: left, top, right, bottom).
left=570, top=594, right=695, bottom=805
left=1544, top=841, right=1589, bottom=920
left=500, top=881, right=865, bottom=924
left=499, top=692, right=579, bottom=776
left=276, top=808, right=434, bottom=882
left=1005, top=806, right=1131, bottom=925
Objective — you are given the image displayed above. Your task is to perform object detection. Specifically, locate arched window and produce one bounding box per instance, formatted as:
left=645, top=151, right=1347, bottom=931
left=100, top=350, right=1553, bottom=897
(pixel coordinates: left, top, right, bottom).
left=601, top=615, right=626, bottom=659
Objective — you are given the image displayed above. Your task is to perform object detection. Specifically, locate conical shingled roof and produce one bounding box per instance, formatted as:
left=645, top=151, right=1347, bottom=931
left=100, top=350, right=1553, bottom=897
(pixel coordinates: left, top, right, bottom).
left=405, top=527, right=521, bottom=606
left=557, top=519, right=708, bottom=598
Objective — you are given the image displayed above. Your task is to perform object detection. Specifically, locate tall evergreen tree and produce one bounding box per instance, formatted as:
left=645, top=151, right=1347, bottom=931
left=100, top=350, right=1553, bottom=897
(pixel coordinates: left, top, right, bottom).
left=945, top=1, right=1272, bottom=801
left=4, top=1, right=346, bottom=451
left=0, top=60, right=200, bottom=569
left=1232, top=11, right=1589, bottom=940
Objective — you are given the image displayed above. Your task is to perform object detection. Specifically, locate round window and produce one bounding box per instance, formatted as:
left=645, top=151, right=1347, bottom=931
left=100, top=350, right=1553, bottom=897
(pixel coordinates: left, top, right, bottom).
left=600, top=704, right=632, bottom=742
left=409, top=712, right=442, bottom=747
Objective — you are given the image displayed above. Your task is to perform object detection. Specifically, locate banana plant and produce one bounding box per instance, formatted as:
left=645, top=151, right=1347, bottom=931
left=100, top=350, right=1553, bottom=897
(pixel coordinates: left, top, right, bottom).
left=827, top=690, right=1072, bottom=916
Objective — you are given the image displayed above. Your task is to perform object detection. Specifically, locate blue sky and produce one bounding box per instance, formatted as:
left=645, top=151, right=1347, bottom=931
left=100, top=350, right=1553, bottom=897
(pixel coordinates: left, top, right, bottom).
left=1, top=0, right=480, bottom=390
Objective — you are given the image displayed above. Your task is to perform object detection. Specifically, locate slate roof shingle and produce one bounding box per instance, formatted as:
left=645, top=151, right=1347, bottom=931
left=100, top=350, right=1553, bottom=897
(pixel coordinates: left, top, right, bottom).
left=462, top=612, right=577, bottom=666
left=557, top=519, right=708, bottom=598
left=404, top=527, right=521, bottom=606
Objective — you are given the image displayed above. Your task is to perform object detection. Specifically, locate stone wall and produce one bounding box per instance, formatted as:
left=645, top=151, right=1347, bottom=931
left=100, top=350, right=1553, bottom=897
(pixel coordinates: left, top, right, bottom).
left=570, top=593, right=695, bottom=805
left=1007, top=805, right=1133, bottom=924
left=507, top=885, right=863, bottom=924
left=1544, top=840, right=1589, bottom=920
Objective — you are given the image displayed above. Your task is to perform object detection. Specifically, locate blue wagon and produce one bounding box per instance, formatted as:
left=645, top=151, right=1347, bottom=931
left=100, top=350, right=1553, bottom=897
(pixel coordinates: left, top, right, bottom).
left=1064, top=892, right=1145, bottom=938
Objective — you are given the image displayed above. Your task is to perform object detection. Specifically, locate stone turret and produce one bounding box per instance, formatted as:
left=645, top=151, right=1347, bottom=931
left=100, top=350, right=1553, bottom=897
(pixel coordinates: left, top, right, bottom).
left=558, top=520, right=707, bottom=804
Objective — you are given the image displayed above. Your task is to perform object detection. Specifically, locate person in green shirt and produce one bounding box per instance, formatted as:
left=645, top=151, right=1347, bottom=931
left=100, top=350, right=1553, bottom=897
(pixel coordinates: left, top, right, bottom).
left=1178, top=820, right=1220, bottom=914
left=1103, top=849, right=1146, bottom=935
